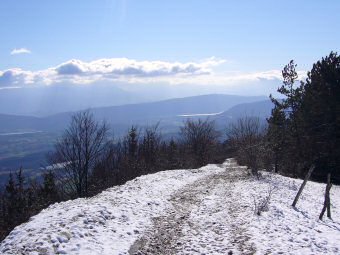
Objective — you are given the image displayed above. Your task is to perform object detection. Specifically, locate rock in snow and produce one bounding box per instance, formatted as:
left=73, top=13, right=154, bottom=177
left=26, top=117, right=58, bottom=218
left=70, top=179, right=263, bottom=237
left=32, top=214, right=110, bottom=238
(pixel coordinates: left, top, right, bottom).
left=1, top=159, right=340, bottom=254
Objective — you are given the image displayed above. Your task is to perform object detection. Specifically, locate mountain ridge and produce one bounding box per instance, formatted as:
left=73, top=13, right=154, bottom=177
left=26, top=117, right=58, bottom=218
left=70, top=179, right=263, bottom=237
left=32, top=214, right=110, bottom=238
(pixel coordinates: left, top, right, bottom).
left=0, top=94, right=269, bottom=133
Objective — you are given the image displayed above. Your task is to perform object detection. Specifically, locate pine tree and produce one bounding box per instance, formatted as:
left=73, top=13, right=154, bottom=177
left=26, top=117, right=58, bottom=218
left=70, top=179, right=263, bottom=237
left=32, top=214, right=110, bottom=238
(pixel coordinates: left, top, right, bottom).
left=267, top=107, right=286, bottom=173
left=41, top=170, right=59, bottom=206
left=301, top=52, right=340, bottom=182
left=128, top=126, right=138, bottom=159
left=15, top=168, right=27, bottom=223
left=3, top=173, right=17, bottom=231
left=268, top=52, right=340, bottom=183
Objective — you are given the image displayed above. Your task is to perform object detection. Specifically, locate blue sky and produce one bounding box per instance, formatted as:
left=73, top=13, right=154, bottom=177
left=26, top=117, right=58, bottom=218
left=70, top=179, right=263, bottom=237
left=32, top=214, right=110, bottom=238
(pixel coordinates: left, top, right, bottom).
left=0, top=0, right=339, bottom=94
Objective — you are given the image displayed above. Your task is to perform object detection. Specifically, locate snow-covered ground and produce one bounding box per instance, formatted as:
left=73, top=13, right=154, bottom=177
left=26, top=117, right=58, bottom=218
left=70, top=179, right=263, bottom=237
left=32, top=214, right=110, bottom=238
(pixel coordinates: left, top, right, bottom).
left=1, top=159, right=339, bottom=255
left=246, top=172, right=340, bottom=254
left=0, top=164, right=225, bottom=255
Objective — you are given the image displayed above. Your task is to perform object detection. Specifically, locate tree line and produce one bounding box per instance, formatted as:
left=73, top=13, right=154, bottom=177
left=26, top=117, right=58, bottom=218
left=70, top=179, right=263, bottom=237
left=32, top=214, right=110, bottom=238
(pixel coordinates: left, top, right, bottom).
left=267, top=52, right=340, bottom=184
left=227, top=52, right=339, bottom=186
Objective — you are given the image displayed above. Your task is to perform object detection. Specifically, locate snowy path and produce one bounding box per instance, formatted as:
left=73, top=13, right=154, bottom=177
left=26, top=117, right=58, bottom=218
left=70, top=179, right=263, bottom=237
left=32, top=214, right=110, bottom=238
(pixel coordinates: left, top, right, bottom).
left=1, top=159, right=340, bottom=254
left=129, top=159, right=254, bottom=254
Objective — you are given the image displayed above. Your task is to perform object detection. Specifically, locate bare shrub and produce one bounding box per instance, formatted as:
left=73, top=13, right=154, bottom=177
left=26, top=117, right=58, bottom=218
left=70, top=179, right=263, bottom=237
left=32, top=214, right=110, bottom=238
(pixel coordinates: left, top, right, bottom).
left=180, top=119, right=220, bottom=167
left=227, top=116, right=266, bottom=177
left=253, top=185, right=276, bottom=216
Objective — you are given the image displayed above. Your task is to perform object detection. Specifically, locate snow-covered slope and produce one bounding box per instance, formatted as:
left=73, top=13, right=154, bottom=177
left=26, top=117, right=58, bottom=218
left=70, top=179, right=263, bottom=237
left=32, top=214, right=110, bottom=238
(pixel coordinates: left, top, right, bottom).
left=234, top=172, right=340, bottom=254
left=1, top=159, right=340, bottom=255
left=0, top=164, right=225, bottom=255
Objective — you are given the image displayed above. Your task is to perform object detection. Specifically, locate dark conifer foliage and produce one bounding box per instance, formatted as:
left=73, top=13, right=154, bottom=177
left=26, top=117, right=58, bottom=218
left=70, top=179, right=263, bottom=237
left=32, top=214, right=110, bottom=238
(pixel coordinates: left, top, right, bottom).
left=267, top=52, right=340, bottom=183
left=0, top=168, right=61, bottom=241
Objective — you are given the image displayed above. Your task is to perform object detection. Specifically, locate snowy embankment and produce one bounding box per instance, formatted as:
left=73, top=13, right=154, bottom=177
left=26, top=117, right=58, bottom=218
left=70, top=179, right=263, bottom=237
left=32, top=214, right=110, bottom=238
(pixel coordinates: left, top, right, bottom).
left=1, top=159, right=340, bottom=255
left=234, top=172, right=340, bottom=254
left=0, top=164, right=225, bottom=254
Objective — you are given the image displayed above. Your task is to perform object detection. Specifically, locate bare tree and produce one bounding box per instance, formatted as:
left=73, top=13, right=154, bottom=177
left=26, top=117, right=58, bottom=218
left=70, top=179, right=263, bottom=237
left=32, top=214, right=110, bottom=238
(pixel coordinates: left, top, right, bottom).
left=50, top=110, right=108, bottom=197
left=227, top=116, right=266, bottom=176
left=180, top=119, right=220, bottom=167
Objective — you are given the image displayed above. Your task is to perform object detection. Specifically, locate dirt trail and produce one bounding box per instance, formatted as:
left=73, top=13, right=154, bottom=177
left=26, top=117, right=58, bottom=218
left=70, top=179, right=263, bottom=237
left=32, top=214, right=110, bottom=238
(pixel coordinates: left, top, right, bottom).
left=129, top=159, right=256, bottom=255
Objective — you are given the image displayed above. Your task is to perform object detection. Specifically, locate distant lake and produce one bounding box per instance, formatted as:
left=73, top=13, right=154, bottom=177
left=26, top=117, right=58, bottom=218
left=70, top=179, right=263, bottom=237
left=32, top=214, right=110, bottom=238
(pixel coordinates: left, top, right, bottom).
left=0, top=131, right=44, bottom=136
left=177, top=112, right=223, bottom=117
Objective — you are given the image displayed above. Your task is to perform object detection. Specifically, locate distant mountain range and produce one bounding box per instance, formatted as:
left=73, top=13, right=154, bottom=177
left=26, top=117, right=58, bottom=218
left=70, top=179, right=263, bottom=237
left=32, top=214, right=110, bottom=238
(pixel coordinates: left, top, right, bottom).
left=0, top=94, right=272, bottom=135
left=0, top=80, right=280, bottom=117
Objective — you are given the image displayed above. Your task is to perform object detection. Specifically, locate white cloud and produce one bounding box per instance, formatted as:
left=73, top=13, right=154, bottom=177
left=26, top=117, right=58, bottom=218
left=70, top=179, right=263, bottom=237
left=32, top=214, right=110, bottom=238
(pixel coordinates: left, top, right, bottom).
left=56, top=60, right=84, bottom=75
left=10, top=48, right=32, bottom=55
left=0, top=68, right=36, bottom=87
left=54, top=58, right=224, bottom=77
left=0, top=57, right=306, bottom=89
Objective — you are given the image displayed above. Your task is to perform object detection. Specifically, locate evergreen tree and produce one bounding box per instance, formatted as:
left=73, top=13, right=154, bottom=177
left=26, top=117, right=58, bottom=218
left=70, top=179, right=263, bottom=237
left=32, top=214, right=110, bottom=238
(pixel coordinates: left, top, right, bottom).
left=300, top=52, right=340, bottom=182
left=267, top=107, right=286, bottom=172
left=15, top=168, right=27, bottom=223
left=128, top=126, right=138, bottom=159
left=41, top=170, right=59, bottom=205
left=268, top=52, right=340, bottom=183
left=4, top=173, right=17, bottom=230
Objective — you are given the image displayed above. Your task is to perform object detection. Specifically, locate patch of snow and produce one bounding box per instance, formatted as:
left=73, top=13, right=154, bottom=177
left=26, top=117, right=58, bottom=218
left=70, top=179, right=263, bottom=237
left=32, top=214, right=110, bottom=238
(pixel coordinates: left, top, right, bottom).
left=42, top=162, right=72, bottom=170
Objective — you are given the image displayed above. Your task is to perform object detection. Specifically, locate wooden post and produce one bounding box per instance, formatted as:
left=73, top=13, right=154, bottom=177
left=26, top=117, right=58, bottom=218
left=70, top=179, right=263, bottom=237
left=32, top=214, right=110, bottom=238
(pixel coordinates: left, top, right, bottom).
left=326, top=173, right=332, bottom=219
left=292, top=165, right=315, bottom=207
left=319, top=173, right=332, bottom=220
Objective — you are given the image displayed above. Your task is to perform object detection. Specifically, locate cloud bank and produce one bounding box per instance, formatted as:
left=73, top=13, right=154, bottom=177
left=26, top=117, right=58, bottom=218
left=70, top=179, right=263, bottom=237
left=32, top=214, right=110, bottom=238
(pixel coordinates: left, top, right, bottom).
left=0, top=57, right=303, bottom=89
left=10, top=48, right=31, bottom=55
left=54, top=58, right=222, bottom=77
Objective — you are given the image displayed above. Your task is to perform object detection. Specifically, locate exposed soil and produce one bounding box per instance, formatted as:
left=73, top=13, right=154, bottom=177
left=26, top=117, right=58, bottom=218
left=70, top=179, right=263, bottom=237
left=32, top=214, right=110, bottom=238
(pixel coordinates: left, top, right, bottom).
left=129, top=159, right=256, bottom=255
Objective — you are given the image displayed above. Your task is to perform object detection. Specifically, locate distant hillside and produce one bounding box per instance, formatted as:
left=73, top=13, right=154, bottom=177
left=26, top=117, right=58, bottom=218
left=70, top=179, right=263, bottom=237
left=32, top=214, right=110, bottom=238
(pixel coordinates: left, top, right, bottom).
left=0, top=94, right=268, bottom=134
left=222, top=99, right=273, bottom=118
left=213, top=99, right=274, bottom=126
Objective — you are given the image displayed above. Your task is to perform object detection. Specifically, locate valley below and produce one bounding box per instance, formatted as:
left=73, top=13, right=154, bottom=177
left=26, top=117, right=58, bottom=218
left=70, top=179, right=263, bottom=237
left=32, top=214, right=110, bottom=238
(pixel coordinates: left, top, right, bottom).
left=0, top=94, right=273, bottom=186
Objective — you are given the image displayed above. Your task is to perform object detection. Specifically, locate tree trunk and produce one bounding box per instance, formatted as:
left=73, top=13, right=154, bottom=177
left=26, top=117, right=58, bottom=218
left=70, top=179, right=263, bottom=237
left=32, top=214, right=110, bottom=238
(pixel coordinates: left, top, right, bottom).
left=292, top=164, right=315, bottom=207
left=274, top=153, right=278, bottom=173
left=319, top=173, right=332, bottom=220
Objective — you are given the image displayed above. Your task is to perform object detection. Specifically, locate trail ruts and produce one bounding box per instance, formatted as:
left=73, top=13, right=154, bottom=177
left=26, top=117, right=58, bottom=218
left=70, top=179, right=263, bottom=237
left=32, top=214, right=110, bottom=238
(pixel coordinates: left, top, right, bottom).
left=129, top=160, right=255, bottom=255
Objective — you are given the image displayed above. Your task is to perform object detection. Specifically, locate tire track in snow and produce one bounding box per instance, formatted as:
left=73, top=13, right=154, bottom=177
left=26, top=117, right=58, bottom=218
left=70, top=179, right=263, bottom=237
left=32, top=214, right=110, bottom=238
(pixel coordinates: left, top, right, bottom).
left=129, top=159, right=256, bottom=255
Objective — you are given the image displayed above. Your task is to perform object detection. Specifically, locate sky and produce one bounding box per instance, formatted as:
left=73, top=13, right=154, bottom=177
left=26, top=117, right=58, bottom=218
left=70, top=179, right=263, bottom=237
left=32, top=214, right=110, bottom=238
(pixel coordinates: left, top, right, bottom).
left=0, top=0, right=339, bottom=95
